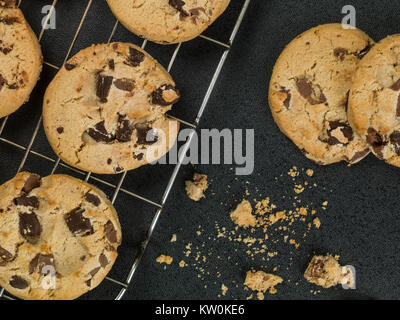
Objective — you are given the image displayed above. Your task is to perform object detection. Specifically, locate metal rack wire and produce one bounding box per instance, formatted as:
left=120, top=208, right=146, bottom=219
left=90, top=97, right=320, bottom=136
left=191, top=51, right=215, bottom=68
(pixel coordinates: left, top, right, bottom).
left=0, top=0, right=251, bottom=300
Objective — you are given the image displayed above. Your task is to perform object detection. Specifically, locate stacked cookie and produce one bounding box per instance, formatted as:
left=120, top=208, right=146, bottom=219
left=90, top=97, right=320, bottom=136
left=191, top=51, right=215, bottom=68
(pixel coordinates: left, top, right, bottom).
left=270, top=24, right=400, bottom=168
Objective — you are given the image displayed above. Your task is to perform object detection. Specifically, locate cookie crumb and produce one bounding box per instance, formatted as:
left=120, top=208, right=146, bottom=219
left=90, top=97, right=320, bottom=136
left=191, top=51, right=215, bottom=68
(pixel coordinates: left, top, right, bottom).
left=313, top=217, right=321, bottom=229
left=156, top=255, right=173, bottom=265
left=185, top=173, right=208, bottom=201
left=306, top=169, right=314, bottom=177
left=170, top=234, right=177, bottom=242
left=221, top=284, right=228, bottom=296
left=230, top=200, right=256, bottom=228
left=244, top=271, right=283, bottom=296
left=304, top=255, right=353, bottom=288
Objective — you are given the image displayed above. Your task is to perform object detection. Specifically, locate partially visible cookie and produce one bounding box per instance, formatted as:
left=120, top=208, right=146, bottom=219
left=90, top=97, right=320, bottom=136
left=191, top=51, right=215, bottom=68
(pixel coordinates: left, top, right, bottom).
left=0, top=0, right=42, bottom=118
left=348, top=34, right=400, bottom=167
left=269, top=24, right=374, bottom=165
left=43, top=42, right=180, bottom=174
left=106, top=0, right=231, bottom=44
left=0, top=172, right=122, bottom=300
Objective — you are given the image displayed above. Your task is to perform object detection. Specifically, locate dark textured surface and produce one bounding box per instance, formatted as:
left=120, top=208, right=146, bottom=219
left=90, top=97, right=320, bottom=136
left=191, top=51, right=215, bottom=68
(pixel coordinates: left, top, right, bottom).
left=1, top=0, right=400, bottom=300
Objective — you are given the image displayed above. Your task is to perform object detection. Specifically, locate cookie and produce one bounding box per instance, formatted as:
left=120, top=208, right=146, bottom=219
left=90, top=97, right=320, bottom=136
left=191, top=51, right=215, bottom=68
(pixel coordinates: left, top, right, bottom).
left=269, top=24, right=374, bottom=165
left=348, top=35, right=400, bottom=167
left=43, top=42, right=180, bottom=174
left=0, top=172, right=122, bottom=300
left=0, top=0, right=42, bottom=118
left=106, top=0, right=231, bottom=44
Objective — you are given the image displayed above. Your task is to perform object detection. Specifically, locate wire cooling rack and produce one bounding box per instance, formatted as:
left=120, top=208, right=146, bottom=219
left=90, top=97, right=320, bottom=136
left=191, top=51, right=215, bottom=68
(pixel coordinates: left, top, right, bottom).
left=0, top=0, right=250, bottom=300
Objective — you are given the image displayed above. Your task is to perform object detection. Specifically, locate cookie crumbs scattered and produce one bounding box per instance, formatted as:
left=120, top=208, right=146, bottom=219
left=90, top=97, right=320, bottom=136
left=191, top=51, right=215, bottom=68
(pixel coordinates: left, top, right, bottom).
left=156, top=255, right=173, bottom=265
left=230, top=200, right=256, bottom=228
left=306, top=169, right=314, bottom=177
left=244, top=271, right=283, bottom=298
left=185, top=173, right=208, bottom=201
left=179, top=260, right=187, bottom=268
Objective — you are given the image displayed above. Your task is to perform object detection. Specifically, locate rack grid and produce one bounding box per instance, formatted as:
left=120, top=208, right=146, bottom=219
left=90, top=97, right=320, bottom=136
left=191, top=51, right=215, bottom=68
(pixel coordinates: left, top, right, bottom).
left=0, top=0, right=251, bottom=300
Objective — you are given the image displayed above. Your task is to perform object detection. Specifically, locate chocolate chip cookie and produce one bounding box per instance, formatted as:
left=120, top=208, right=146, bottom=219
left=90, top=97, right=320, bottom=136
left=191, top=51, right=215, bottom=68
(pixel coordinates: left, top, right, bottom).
left=269, top=24, right=374, bottom=165
left=43, top=42, right=180, bottom=174
left=0, top=0, right=42, bottom=118
left=106, top=0, right=231, bottom=44
left=0, top=172, right=122, bottom=300
left=348, top=35, right=400, bottom=167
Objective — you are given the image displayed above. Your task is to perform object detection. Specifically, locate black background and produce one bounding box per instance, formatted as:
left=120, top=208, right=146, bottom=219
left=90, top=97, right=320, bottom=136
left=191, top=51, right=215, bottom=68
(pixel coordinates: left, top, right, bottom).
left=1, top=0, right=400, bottom=300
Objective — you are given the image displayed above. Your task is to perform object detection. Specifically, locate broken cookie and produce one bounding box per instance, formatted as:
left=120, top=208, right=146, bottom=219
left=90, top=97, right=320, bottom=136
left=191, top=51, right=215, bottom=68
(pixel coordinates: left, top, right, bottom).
left=244, top=270, right=283, bottom=300
left=304, top=255, right=355, bottom=289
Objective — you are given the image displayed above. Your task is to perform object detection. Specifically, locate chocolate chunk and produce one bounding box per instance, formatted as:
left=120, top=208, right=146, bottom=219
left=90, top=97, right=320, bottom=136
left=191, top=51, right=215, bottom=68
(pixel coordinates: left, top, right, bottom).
left=115, top=166, right=123, bottom=173
left=114, top=78, right=135, bottom=92
left=107, top=158, right=112, bottom=165
left=89, top=267, right=101, bottom=277
left=104, top=221, right=118, bottom=244
left=390, top=79, right=400, bottom=91
left=169, top=0, right=189, bottom=16
left=22, top=174, right=41, bottom=194
left=334, top=48, right=348, bottom=61
left=0, top=74, right=6, bottom=90
left=85, top=193, right=101, bottom=206
left=115, top=117, right=133, bottom=143
left=1, top=44, right=13, bottom=55
left=390, top=131, right=400, bottom=156
left=279, top=87, right=291, bottom=109
left=86, top=121, right=114, bottom=143
left=99, top=254, right=109, bottom=268
left=135, top=123, right=158, bottom=145
left=296, top=79, right=327, bottom=105
left=29, top=254, right=54, bottom=275
left=9, top=276, right=28, bottom=289
left=366, top=127, right=386, bottom=159
left=108, top=59, right=115, bottom=70
left=307, top=259, right=325, bottom=278
left=0, top=246, right=13, bottom=263
left=14, top=195, right=39, bottom=209
left=19, top=212, right=41, bottom=241
left=64, top=63, right=76, bottom=71
left=133, top=153, right=144, bottom=161
left=349, top=148, right=370, bottom=163
left=328, top=121, right=354, bottom=144
left=397, top=95, right=400, bottom=117
left=57, top=127, right=64, bottom=134
left=96, top=74, right=113, bottom=103
left=128, top=47, right=145, bottom=67
left=65, top=208, right=94, bottom=237
left=356, top=43, right=373, bottom=59
left=151, top=84, right=180, bottom=106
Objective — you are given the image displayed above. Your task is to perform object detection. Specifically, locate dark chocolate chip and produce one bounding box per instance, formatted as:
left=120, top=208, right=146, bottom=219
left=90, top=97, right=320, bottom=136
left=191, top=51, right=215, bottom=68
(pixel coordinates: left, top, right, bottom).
left=29, top=254, right=54, bottom=275
left=390, top=79, right=400, bottom=91
left=115, top=119, right=133, bottom=143
left=99, top=254, right=109, bottom=268
left=108, top=59, right=115, bottom=70
left=22, top=174, right=41, bottom=194
left=279, top=87, right=291, bottom=109
left=366, top=127, right=386, bottom=159
left=0, top=16, right=19, bottom=25
left=0, top=246, right=13, bottom=263
left=133, top=153, right=144, bottom=161
left=135, top=123, right=158, bottom=145
left=334, top=48, right=348, bottom=61
left=65, top=208, right=94, bottom=237
left=96, top=74, right=113, bottom=103
left=64, top=63, right=76, bottom=71
left=169, top=0, right=189, bottom=16
left=128, top=47, right=145, bottom=67
left=349, top=148, right=370, bottom=163
left=9, top=276, right=28, bottom=289
left=355, top=43, right=373, bottom=59
left=390, top=131, right=400, bottom=156
left=151, top=84, right=180, bottom=106
left=19, top=212, right=41, bottom=241
left=57, top=127, right=64, bottom=134
left=115, top=166, right=123, bottom=173
left=85, top=193, right=101, bottom=206
left=107, top=158, right=112, bottom=165
left=86, top=121, right=114, bottom=143
left=14, top=195, right=39, bottom=209
left=104, top=220, right=118, bottom=244
left=114, top=78, right=135, bottom=92
left=296, top=79, right=327, bottom=105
